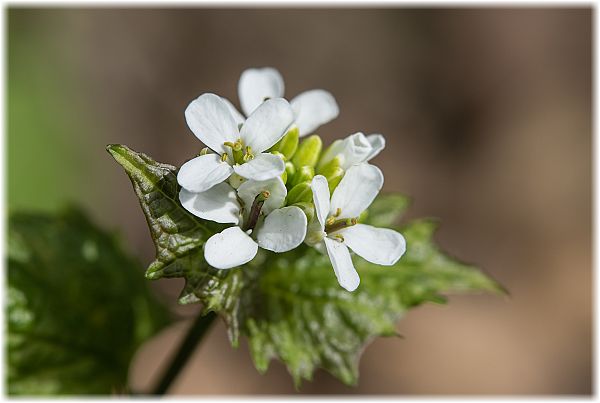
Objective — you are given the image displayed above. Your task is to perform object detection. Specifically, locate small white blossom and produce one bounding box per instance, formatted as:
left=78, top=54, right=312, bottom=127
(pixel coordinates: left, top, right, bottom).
left=180, top=177, right=307, bottom=269
left=318, top=132, right=386, bottom=171
left=177, top=93, right=294, bottom=194
left=228, top=67, right=339, bottom=137
left=309, top=164, right=406, bottom=291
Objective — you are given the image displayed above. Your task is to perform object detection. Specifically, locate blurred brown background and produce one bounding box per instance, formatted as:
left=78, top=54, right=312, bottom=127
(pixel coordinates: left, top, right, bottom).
left=8, top=7, right=591, bottom=395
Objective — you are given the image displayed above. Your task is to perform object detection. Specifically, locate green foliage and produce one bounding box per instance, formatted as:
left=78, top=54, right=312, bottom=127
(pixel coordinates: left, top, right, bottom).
left=109, top=144, right=505, bottom=387
left=7, top=208, right=169, bottom=395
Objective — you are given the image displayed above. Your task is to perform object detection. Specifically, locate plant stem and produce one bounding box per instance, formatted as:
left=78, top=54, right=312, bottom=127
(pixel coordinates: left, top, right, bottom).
left=151, top=311, right=217, bottom=395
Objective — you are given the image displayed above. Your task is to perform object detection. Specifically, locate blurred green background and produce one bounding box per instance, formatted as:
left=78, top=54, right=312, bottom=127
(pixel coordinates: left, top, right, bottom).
left=8, top=7, right=591, bottom=395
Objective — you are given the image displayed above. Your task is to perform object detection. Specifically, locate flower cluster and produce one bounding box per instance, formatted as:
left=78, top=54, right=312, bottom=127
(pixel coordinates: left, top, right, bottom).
left=178, top=67, right=406, bottom=291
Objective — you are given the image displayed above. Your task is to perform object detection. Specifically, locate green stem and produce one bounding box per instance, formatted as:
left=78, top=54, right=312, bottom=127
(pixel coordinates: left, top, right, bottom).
left=151, top=311, right=217, bottom=395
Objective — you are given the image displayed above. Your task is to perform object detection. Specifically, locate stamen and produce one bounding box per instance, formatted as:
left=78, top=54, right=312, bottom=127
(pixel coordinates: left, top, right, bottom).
left=334, top=208, right=342, bottom=217
left=220, top=153, right=228, bottom=162
left=333, top=234, right=345, bottom=242
left=224, top=139, right=244, bottom=164
left=242, top=191, right=270, bottom=231
left=242, top=145, right=255, bottom=162
left=325, top=217, right=358, bottom=234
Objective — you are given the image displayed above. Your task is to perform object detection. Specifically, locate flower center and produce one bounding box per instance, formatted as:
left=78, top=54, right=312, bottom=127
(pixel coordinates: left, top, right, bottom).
left=223, top=139, right=254, bottom=164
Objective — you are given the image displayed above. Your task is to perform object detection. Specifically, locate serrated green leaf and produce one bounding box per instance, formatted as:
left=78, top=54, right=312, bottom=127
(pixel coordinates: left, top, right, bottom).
left=110, top=145, right=505, bottom=387
left=107, top=144, right=243, bottom=341
left=7, top=208, right=169, bottom=395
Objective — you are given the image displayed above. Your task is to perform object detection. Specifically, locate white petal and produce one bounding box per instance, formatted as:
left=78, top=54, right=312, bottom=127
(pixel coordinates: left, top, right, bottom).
left=291, top=89, right=339, bottom=137
left=185, top=93, right=240, bottom=154
left=240, top=98, right=294, bottom=153
left=256, top=206, right=307, bottom=252
left=366, top=134, right=386, bottom=161
left=236, top=177, right=287, bottom=216
left=339, top=132, right=373, bottom=169
left=238, top=67, right=285, bottom=116
left=179, top=184, right=240, bottom=224
left=204, top=226, right=258, bottom=269
left=177, top=154, right=234, bottom=193
left=220, top=97, right=245, bottom=126
left=310, top=175, right=330, bottom=228
left=342, top=224, right=406, bottom=265
left=330, top=163, right=383, bottom=219
left=323, top=237, right=360, bottom=292
left=233, top=153, right=285, bottom=181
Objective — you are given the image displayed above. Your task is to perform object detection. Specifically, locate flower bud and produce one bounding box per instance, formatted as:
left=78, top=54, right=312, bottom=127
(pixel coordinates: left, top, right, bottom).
left=292, top=135, right=322, bottom=168
left=316, top=155, right=341, bottom=175
left=286, top=182, right=313, bottom=205
left=290, top=166, right=314, bottom=187
left=271, top=127, right=299, bottom=160
left=324, top=166, right=344, bottom=195
left=292, top=201, right=315, bottom=224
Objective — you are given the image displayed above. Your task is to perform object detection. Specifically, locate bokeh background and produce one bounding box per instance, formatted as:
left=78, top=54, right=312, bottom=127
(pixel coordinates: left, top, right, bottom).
left=8, top=7, right=591, bottom=395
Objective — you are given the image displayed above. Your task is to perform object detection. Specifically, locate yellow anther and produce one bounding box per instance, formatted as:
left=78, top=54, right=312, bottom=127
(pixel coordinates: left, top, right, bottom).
left=326, top=216, right=336, bottom=226
left=220, top=153, right=228, bottom=162
left=334, top=208, right=342, bottom=217
left=333, top=234, right=345, bottom=242
left=261, top=190, right=270, bottom=199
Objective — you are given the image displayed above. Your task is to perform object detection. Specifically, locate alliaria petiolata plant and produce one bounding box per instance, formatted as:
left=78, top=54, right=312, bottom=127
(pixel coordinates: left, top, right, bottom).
left=106, top=67, right=505, bottom=390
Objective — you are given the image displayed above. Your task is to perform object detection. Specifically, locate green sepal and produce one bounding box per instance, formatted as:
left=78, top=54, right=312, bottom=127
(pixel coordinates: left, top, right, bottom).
left=292, top=135, right=322, bottom=168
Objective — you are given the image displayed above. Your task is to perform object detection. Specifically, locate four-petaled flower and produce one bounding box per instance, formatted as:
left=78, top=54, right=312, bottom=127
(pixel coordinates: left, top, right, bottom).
left=310, top=164, right=406, bottom=291
left=181, top=177, right=307, bottom=269
left=224, top=67, right=339, bottom=137
left=178, top=93, right=294, bottom=194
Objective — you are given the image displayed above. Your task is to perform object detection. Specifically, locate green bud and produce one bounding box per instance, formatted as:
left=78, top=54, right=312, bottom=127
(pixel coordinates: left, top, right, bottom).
left=286, top=182, right=313, bottom=205
left=271, top=127, right=299, bottom=160
left=290, top=166, right=314, bottom=187
left=292, top=135, right=322, bottom=168
left=316, top=155, right=341, bottom=175
left=317, top=139, right=342, bottom=171
left=285, top=161, right=296, bottom=179
left=293, top=201, right=315, bottom=224
left=324, top=166, right=344, bottom=195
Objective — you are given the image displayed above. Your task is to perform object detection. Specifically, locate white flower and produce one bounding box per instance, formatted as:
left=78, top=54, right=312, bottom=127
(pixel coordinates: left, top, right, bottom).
left=310, top=164, right=406, bottom=291
left=231, top=67, right=339, bottom=137
left=318, top=131, right=386, bottom=170
left=180, top=177, right=307, bottom=269
left=177, top=93, right=294, bottom=194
